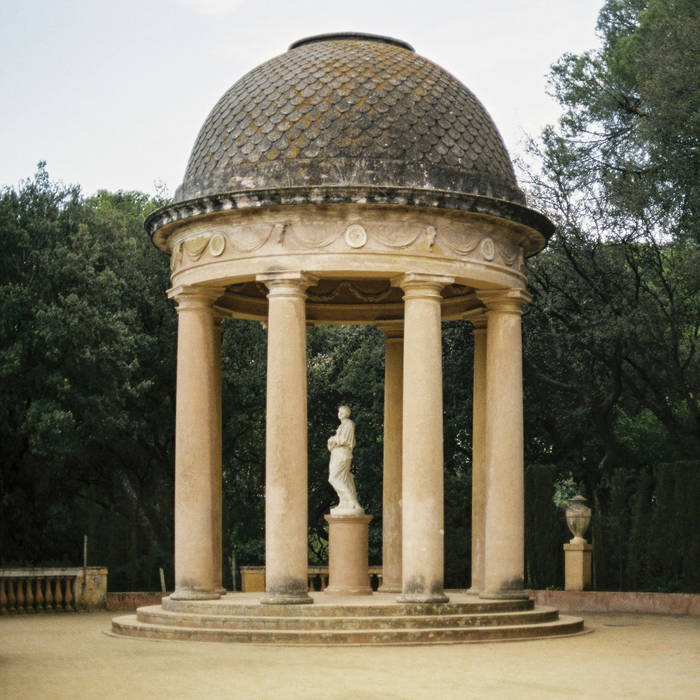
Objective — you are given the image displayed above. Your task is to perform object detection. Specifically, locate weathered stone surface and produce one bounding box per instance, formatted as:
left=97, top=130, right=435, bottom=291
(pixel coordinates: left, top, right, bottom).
left=324, top=514, right=373, bottom=595
left=530, top=590, right=700, bottom=616
left=110, top=592, right=585, bottom=644
left=175, top=33, right=524, bottom=206
left=148, top=34, right=554, bottom=623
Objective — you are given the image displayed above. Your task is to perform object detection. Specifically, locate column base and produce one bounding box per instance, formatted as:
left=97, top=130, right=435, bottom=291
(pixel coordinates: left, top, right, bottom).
left=397, top=592, right=449, bottom=604
left=324, top=585, right=372, bottom=596
left=260, top=591, right=313, bottom=605
left=465, top=586, right=481, bottom=597
left=170, top=587, right=221, bottom=601
left=378, top=581, right=402, bottom=593
left=479, top=589, right=529, bottom=601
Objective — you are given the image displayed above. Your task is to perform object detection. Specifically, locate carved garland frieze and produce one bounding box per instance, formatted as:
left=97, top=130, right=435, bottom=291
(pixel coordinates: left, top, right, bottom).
left=344, top=224, right=367, bottom=248
left=170, top=221, right=525, bottom=274
left=306, top=280, right=395, bottom=303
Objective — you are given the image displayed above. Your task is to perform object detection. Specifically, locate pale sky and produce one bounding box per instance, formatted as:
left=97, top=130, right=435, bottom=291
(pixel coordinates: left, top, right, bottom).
left=0, top=0, right=603, bottom=197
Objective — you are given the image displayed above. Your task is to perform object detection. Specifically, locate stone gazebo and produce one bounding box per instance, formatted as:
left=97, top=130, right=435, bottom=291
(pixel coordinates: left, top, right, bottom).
left=112, top=34, right=584, bottom=643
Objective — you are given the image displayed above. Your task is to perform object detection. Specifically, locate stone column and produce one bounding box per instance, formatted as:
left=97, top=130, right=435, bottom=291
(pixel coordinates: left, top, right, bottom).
left=396, top=273, right=453, bottom=603
left=476, top=288, right=531, bottom=600
left=379, top=327, right=403, bottom=593
left=257, top=272, right=315, bottom=605
left=169, top=285, right=225, bottom=600
left=212, top=314, right=225, bottom=595
left=466, top=312, right=487, bottom=595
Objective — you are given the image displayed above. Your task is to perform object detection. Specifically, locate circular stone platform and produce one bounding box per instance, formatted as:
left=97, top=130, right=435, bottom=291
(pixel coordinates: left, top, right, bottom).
left=111, top=592, right=584, bottom=645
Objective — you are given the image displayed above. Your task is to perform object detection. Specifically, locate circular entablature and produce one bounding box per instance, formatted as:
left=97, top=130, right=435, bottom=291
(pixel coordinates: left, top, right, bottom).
left=214, top=278, right=479, bottom=324
left=147, top=33, right=555, bottom=304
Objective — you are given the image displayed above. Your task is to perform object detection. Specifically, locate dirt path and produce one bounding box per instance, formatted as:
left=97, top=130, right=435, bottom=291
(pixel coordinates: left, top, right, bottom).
left=1, top=611, right=698, bottom=699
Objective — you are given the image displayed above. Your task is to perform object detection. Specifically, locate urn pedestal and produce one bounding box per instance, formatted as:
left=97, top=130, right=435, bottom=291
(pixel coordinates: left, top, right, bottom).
left=563, top=541, right=592, bottom=591
left=563, top=495, right=593, bottom=591
left=324, top=514, right=373, bottom=595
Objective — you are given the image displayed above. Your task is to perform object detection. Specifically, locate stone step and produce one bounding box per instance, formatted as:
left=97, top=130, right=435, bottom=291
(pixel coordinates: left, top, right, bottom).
left=161, top=595, right=534, bottom=618
left=111, top=613, right=585, bottom=645
left=136, top=604, right=559, bottom=631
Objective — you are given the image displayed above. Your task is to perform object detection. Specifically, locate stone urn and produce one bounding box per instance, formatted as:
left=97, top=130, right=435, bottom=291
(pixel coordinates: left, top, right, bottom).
left=565, top=495, right=592, bottom=544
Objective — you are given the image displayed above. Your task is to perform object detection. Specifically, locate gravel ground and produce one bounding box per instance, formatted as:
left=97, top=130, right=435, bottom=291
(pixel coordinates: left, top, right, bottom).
left=1, top=611, right=698, bottom=699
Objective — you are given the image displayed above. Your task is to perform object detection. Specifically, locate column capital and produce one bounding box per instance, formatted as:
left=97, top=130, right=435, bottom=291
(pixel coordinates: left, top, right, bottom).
left=462, top=308, right=487, bottom=331
left=377, top=322, right=404, bottom=341
left=476, top=288, right=532, bottom=313
left=256, top=271, right=318, bottom=294
left=168, top=285, right=226, bottom=309
left=392, top=273, right=454, bottom=299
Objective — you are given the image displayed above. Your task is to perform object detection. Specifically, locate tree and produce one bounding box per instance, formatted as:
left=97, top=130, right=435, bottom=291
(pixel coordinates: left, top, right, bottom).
left=519, top=0, right=699, bottom=589
left=547, top=0, right=699, bottom=241
left=0, top=165, right=176, bottom=589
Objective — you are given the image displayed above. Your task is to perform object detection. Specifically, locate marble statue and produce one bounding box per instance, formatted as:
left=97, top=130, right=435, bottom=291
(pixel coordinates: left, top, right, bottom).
left=328, top=406, right=363, bottom=515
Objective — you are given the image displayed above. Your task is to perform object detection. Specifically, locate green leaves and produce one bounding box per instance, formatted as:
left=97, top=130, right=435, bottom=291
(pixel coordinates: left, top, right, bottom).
left=0, top=166, right=176, bottom=583
left=519, top=0, right=699, bottom=589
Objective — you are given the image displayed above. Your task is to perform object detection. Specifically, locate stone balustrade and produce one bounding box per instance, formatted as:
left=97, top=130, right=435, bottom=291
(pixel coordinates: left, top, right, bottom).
left=0, top=567, right=107, bottom=613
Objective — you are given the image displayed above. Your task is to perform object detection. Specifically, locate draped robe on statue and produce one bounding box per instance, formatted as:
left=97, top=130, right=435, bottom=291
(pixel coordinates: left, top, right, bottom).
left=328, top=416, right=362, bottom=514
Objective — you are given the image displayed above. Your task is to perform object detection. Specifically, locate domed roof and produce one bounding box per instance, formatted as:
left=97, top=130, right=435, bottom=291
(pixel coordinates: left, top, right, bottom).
left=175, top=33, right=525, bottom=205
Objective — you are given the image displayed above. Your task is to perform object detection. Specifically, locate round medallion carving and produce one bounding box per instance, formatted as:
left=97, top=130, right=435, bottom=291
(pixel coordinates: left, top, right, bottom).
left=209, top=233, right=226, bottom=257
left=344, top=224, right=368, bottom=249
left=480, top=237, right=495, bottom=261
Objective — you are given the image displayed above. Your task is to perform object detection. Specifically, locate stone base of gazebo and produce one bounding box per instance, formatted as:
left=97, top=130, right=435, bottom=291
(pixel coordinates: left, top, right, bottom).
left=110, top=592, right=584, bottom=645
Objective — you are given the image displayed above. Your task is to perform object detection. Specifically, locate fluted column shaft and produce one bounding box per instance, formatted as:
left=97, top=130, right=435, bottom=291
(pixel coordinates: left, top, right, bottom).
left=379, top=328, right=403, bottom=593
left=477, top=289, right=531, bottom=600
left=258, top=272, right=314, bottom=604
left=469, top=314, right=487, bottom=594
left=397, top=273, right=453, bottom=603
left=169, top=285, right=224, bottom=600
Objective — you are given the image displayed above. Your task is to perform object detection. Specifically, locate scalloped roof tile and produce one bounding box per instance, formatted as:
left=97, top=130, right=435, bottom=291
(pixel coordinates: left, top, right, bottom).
left=176, top=34, right=525, bottom=205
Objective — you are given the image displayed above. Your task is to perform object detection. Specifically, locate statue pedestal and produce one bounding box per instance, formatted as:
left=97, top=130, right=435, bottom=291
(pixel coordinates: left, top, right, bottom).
left=564, top=541, right=592, bottom=591
left=324, top=513, right=373, bottom=595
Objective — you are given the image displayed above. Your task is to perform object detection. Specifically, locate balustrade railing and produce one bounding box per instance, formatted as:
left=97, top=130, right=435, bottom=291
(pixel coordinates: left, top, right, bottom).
left=0, top=568, right=92, bottom=614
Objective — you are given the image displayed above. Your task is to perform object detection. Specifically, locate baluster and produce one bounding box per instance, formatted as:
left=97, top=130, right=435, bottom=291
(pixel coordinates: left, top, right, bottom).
left=16, top=578, right=25, bottom=613
left=321, top=574, right=328, bottom=591
left=7, top=578, right=16, bottom=613
left=63, top=576, right=74, bottom=612
left=54, top=577, right=64, bottom=611
left=0, top=578, right=7, bottom=614
left=34, top=577, right=45, bottom=612
left=72, top=576, right=82, bottom=611
left=44, top=577, right=54, bottom=611
left=25, top=576, right=35, bottom=612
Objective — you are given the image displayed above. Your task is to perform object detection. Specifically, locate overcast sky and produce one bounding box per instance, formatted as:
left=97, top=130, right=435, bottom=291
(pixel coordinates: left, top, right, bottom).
left=1, top=0, right=603, bottom=197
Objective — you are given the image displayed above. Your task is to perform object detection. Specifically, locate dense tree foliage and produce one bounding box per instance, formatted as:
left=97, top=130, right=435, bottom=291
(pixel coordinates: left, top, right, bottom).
left=519, top=0, right=699, bottom=588
left=544, top=0, right=699, bottom=241
left=0, top=166, right=176, bottom=588
left=1, top=0, right=697, bottom=592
